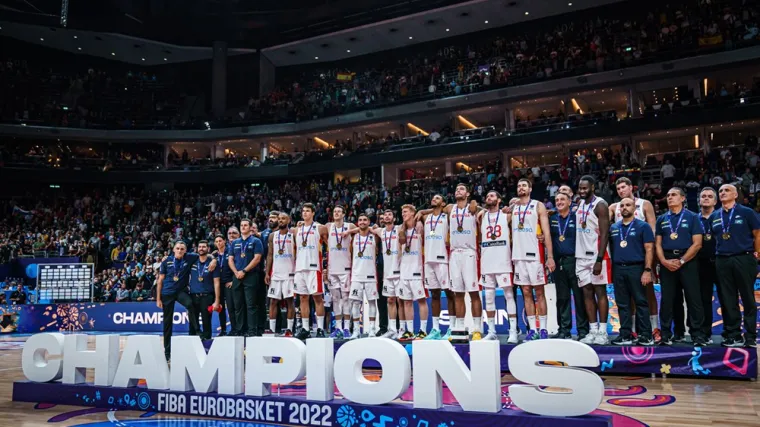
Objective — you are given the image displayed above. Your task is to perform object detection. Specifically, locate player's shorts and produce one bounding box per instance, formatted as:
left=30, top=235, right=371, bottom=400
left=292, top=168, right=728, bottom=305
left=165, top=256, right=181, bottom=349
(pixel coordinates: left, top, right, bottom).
left=513, top=260, right=546, bottom=286
left=449, top=250, right=479, bottom=292
left=576, top=257, right=611, bottom=287
left=268, top=278, right=295, bottom=300
left=424, top=262, right=450, bottom=290
left=382, top=277, right=400, bottom=298
left=399, top=279, right=427, bottom=301
left=328, top=274, right=350, bottom=292
left=294, top=270, right=324, bottom=295
left=349, top=280, right=379, bottom=301
left=480, top=272, right=512, bottom=288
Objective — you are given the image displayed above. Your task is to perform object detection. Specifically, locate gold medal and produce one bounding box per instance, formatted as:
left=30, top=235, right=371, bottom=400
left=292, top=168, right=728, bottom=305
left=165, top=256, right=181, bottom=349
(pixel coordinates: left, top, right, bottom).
left=559, top=235, right=566, bottom=242
left=173, top=276, right=179, bottom=281
left=620, top=240, right=628, bottom=248
left=518, top=222, right=525, bottom=230
left=358, top=251, right=364, bottom=258
left=302, top=241, right=308, bottom=247
left=429, top=230, right=435, bottom=236
left=490, top=234, right=497, bottom=240
left=336, top=243, right=342, bottom=250
left=199, top=277, right=204, bottom=282
left=278, top=249, right=284, bottom=255
left=457, top=226, right=464, bottom=232
left=669, top=232, right=678, bottom=240
left=581, top=222, right=587, bottom=229
left=722, top=232, right=731, bottom=240
left=240, top=253, right=246, bottom=258
left=705, top=234, right=712, bottom=241
left=386, top=249, right=392, bottom=256
left=405, top=246, right=411, bottom=253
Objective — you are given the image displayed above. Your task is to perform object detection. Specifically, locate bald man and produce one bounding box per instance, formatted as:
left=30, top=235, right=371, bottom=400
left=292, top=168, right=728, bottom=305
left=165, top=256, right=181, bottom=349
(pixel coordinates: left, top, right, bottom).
left=709, top=184, right=760, bottom=348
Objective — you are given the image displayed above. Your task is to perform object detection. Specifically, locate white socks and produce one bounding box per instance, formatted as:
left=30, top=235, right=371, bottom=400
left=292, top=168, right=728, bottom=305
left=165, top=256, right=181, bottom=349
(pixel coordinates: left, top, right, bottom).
left=527, top=315, right=537, bottom=331
left=388, top=317, right=397, bottom=332
left=303, top=317, right=310, bottom=330
left=316, top=316, right=324, bottom=330
left=538, top=315, right=547, bottom=331
left=420, top=320, right=427, bottom=332
left=599, top=323, right=607, bottom=334
left=432, top=317, right=440, bottom=331
left=590, top=322, right=598, bottom=333
left=509, top=316, right=517, bottom=332
left=473, top=316, right=482, bottom=333
left=650, top=315, right=659, bottom=330
left=456, top=317, right=465, bottom=331
left=406, top=320, right=413, bottom=332
left=269, top=319, right=276, bottom=331
left=487, top=317, right=496, bottom=333
left=287, top=318, right=294, bottom=331
left=632, top=315, right=637, bottom=333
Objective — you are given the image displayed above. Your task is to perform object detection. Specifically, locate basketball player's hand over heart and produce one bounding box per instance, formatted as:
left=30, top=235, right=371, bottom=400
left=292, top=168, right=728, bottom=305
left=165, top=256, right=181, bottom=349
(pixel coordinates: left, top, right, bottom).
left=546, top=257, right=556, bottom=272
left=593, top=261, right=602, bottom=276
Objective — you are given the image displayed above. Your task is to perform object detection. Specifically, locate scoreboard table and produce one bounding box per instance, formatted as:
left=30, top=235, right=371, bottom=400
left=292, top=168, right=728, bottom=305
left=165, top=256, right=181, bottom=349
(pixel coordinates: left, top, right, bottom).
left=36, top=263, right=94, bottom=303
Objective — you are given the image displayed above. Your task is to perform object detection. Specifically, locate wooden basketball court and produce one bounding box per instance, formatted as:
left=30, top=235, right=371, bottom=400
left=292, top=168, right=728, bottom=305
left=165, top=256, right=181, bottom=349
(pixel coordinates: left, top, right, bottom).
left=0, top=334, right=757, bottom=427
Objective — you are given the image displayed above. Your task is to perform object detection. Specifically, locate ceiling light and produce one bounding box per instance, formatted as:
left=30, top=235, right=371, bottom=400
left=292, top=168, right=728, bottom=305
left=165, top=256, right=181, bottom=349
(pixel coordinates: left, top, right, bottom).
left=141, top=58, right=145, bottom=61
left=409, top=36, right=413, bottom=39
left=568, top=2, right=572, bottom=5
left=163, top=58, right=167, bottom=61
left=446, top=28, right=450, bottom=32
left=525, top=11, right=529, bottom=15
left=77, top=47, right=82, bottom=51
left=40, top=37, right=44, bottom=41
left=73, top=35, right=77, bottom=39
left=346, top=49, right=350, bottom=53
left=484, top=20, right=489, bottom=24
left=111, top=52, right=115, bottom=56
left=314, top=56, right=319, bottom=59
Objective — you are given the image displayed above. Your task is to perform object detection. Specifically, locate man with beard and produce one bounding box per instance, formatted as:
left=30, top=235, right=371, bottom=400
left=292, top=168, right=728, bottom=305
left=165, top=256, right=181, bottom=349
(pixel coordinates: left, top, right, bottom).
left=228, top=219, right=265, bottom=337
left=398, top=204, right=429, bottom=340
left=477, top=190, right=518, bottom=342
left=608, top=177, right=661, bottom=341
left=213, top=231, right=236, bottom=336
left=576, top=176, right=611, bottom=345
left=265, top=212, right=296, bottom=336
left=156, top=241, right=202, bottom=361
left=609, top=198, right=654, bottom=346
left=512, top=179, right=555, bottom=341
left=323, top=206, right=356, bottom=338
left=294, top=203, right=328, bottom=340
left=346, top=214, right=380, bottom=339
left=709, top=184, right=759, bottom=348
left=189, top=240, right=221, bottom=340
left=417, top=184, right=482, bottom=341
left=259, top=211, right=280, bottom=333
left=696, top=188, right=718, bottom=344
left=419, top=194, right=454, bottom=341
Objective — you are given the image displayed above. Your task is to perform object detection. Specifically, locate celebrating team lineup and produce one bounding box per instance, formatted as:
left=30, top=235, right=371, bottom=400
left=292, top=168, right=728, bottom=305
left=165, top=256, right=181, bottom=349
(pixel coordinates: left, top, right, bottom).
left=254, top=179, right=758, bottom=348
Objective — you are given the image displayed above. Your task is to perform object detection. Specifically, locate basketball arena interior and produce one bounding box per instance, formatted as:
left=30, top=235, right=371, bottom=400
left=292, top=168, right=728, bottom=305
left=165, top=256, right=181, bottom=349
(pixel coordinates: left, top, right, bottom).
left=0, top=0, right=759, bottom=426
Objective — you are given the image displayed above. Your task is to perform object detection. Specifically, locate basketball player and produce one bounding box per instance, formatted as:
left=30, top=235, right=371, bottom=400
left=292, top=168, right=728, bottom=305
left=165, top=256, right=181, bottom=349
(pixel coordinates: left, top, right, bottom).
left=398, top=204, right=429, bottom=340
left=478, top=190, right=519, bottom=343
left=374, top=210, right=405, bottom=338
left=512, top=179, right=555, bottom=340
left=293, top=203, right=327, bottom=340
left=608, top=177, right=660, bottom=341
left=324, top=206, right=355, bottom=339
left=576, top=175, right=612, bottom=345
left=346, top=214, right=380, bottom=339
left=419, top=195, right=454, bottom=340
left=265, top=212, right=296, bottom=336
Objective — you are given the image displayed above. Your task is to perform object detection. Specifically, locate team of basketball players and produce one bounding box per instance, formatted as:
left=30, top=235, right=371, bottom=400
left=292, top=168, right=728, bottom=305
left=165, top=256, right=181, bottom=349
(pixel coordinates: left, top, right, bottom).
left=261, top=176, right=661, bottom=344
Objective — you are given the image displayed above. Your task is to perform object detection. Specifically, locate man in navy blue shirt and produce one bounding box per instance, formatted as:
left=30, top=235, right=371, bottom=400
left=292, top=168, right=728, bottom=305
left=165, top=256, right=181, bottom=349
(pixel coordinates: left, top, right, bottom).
left=710, top=184, right=760, bottom=348
left=213, top=229, right=237, bottom=336
left=156, top=240, right=201, bottom=361
left=696, top=188, right=718, bottom=343
left=655, top=188, right=705, bottom=346
left=189, top=240, right=221, bottom=340
left=228, top=218, right=265, bottom=337
left=549, top=191, right=588, bottom=340
left=609, top=198, right=655, bottom=346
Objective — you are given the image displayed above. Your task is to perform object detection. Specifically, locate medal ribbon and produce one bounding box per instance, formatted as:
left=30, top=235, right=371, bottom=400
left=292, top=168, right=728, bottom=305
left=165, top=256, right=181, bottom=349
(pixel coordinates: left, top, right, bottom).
left=357, top=232, right=371, bottom=256
left=518, top=201, right=531, bottom=225
left=720, top=206, right=735, bottom=236
left=276, top=231, right=288, bottom=253
left=581, top=197, right=596, bottom=224
left=455, top=206, right=465, bottom=230
left=698, top=216, right=709, bottom=235
left=197, top=258, right=209, bottom=279
left=487, top=210, right=500, bottom=237
left=558, top=213, right=570, bottom=240
left=334, top=223, right=345, bottom=247
left=301, top=222, right=315, bottom=246
left=621, top=220, right=634, bottom=242
left=384, top=228, right=395, bottom=251
left=173, top=256, right=183, bottom=279
left=429, top=212, right=444, bottom=233
left=667, top=209, right=685, bottom=235
left=406, top=227, right=416, bottom=250
left=240, top=236, right=250, bottom=255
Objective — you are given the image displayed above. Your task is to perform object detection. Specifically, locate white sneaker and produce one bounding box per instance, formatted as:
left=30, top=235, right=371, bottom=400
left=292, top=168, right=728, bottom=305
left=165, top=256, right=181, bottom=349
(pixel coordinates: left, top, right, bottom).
left=483, top=332, right=499, bottom=341
left=365, top=326, right=375, bottom=338
left=507, top=330, right=519, bottom=344
left=594, top=331, right=609, bottom=345
left=382, top=330, right=396, bottom=338
left=580, top=332, right=597, bottom=345
left=347, top=329, right=361, bottom=340
left=392, top=330, right=404, bottom=340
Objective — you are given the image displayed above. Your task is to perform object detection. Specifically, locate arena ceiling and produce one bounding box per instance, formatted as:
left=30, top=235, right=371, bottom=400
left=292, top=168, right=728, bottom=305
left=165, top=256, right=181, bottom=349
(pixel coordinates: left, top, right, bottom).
left=0, top=0, right=624, bottom=65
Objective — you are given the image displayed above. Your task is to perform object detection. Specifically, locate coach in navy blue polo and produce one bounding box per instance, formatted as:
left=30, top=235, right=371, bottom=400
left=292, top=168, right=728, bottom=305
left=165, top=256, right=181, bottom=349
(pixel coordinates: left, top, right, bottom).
left=156, top=240, right=201, bottom=360
left=189, top=240, right=221, bottom=340
left=228, top=218, right=265, bottom=337
left=609, top=197, right=655, bottom=345
left=655, top=187, right=705, bottom=346
left=709, top=184, right=760, bottom=348
left=549, top=191, right=588, bottom=339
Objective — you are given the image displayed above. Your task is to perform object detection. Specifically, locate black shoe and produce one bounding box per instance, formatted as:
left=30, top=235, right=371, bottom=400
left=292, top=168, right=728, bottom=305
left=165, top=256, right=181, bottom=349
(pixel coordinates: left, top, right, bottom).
left=245, top=331, right=256, bottom=337
left=315, top=328, right=326, bottom=338
left=635, top=336, right=655, bottom=346
left=612, top=335, right=634, bottom=346
left=375, top=328, right=388, bottom=337
left=218, top=331, right=228, bottom=337
left=692, top=337, right=707, bottom=347
left=295, top=328, right=311, bottom=340
left=673, top=335, right=687, bottom=343
left=721, top=337, right=745, bottom=347
left=744, top=337, right=757, bottom=348
left=659, top=337, right=673, bottom=346
left=550, top=332, right=572, bottom=339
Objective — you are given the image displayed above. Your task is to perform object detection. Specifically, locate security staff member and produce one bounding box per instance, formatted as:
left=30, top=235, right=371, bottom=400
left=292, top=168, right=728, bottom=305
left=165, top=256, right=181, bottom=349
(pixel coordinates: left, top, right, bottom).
left=609, top=198, right=655, bottom=345
left=189, top=240, right=221, bottom=340
left=710, top=184, right=760, bottom=348
left=213, top=229, right=238, bottom=336
left=696, top=188, right=718, bottom=344
left=549, top=191, right=589, bottom=340
left=228, top=218, right=264, bottom=337
left=156, top=240, right=201, bottom=361
left=655, top=188, right=705, bottom=346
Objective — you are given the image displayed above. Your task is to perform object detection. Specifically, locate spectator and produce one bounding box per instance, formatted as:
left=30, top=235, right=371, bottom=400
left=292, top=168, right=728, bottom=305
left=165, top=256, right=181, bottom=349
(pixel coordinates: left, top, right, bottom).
left=10, top=285, right=27, bottom=305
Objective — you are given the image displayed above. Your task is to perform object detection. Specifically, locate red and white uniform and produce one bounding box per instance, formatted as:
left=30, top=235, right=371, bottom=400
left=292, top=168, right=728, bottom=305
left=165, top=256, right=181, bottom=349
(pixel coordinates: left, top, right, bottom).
left=295, top=222, right=323, bottom=295
left=381, top=226, right=401, bottom=297
left=424, top=212, right=449, bottom=290
left=480, top=209, right=512, bottom=288
left=511, top=200, right=546, bottom=286
left=613, top=198, right=646, bottom=222
left=399, top=226, right=426, bottom=301
left=327, top=223, right=352, bottom=292
left=349, top=232, right=378, bottom=301
left=449, top=205, right=479, bottom=292
left=269, top=231, right=295, bottom=299
left=575, top=197, right=611, bottom=287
